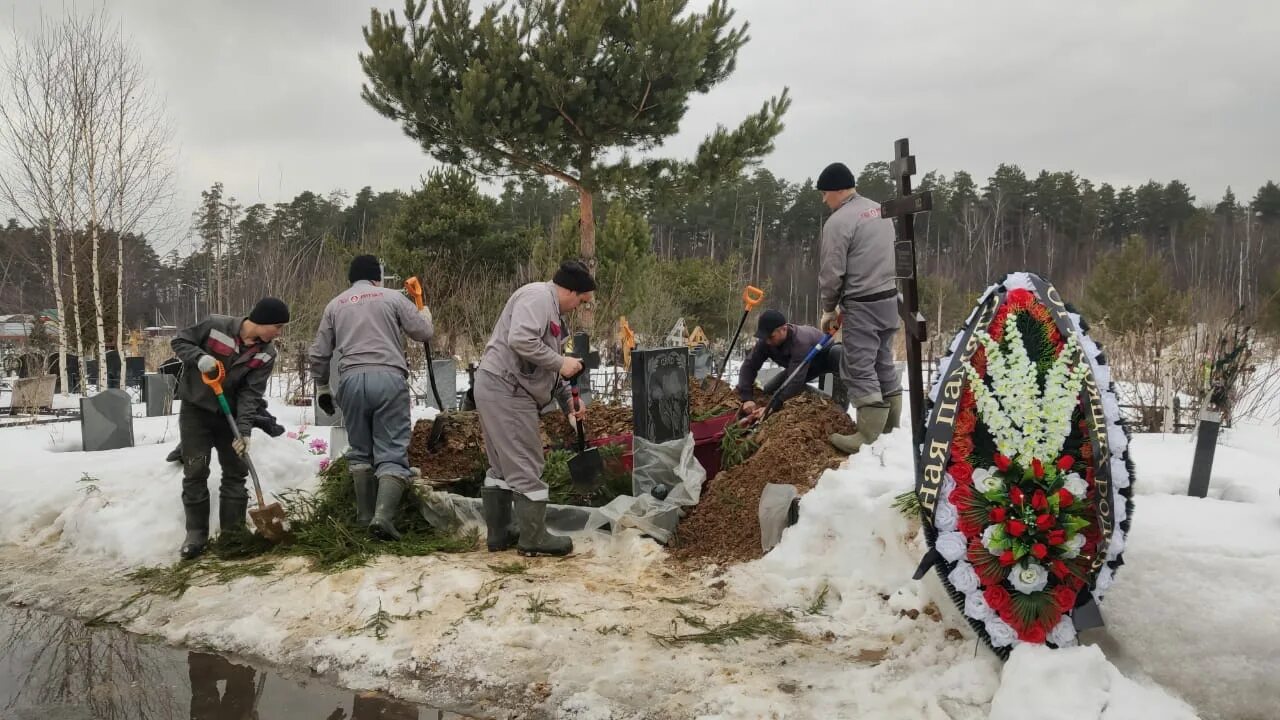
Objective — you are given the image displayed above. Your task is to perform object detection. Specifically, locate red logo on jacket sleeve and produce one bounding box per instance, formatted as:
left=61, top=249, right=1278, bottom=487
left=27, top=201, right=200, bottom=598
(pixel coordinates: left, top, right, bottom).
left=550, top=322, right=561, bottom=338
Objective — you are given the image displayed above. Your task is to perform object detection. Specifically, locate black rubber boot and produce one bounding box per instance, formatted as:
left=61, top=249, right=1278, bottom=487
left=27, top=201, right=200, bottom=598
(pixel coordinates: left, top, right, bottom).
left=219, top=496, right=248, bottom=537
left=180, top=499, right=210, bottom=560
left=351, top=465, right=377, bottom=526
left=369, top=475, right=405, bottom=541
left=166, top=444, right=183, bottom=463
left=481, top=487, right=520, bottom=552
left=514, top=494, right=572, bottom=557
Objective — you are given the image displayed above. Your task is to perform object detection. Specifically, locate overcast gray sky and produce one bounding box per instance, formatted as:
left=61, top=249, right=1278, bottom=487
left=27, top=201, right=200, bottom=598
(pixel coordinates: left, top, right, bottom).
left=3, top=0, right=1278, bottom=249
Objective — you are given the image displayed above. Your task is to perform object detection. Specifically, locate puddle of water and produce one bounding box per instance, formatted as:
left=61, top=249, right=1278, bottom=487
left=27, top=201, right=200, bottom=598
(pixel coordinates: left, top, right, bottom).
left=0, top=604, right=472, bottom=720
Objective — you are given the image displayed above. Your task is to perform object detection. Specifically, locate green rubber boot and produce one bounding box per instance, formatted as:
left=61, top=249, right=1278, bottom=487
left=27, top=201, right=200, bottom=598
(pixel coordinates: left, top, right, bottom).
left=514, top=494, right=572, bottom=557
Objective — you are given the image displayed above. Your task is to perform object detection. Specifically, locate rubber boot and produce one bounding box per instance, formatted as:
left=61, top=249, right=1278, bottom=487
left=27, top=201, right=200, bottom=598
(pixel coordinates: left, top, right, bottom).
left=514, top=494, right=572, bottom=557
left=166, top=444, right=183, bottom=464
left=351, top=465, right=377, bottom=526
left=883, top=393, right=903, bottom=435
left=180, top=499, right=210, bottom=560
left=481, top=487, right=520, bottom=552
left=369, top=475, right=405, bottom=541
left=219, top=496, right=248, bottom=538
left=830, top=402, right=891, bottom=455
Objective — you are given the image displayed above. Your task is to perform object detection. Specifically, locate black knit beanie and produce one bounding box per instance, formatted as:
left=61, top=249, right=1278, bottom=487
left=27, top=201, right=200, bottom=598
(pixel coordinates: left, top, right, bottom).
left=249, top=297, right=290, bottom=325
left=553, top=260, right=596, bottom=293
left=816, top=162, right=856, bottom=191
left=348, top=254, right=382, bottom=283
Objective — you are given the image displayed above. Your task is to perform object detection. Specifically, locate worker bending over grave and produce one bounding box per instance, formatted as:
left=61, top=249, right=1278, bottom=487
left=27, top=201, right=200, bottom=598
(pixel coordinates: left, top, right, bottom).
left=474, top=260, right=592, bottom=557
left=171, top=297, right=290, bottom=560
left=815, top=162, right=903, bottom=454
left=308, top=255, right=433, bottom=541
left=736, top=308, right=846, bottom=422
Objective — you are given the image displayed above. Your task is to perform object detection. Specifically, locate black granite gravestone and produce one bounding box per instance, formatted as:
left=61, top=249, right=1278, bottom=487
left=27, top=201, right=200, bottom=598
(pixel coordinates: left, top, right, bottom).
left=631, top=347, right=690, bottom=444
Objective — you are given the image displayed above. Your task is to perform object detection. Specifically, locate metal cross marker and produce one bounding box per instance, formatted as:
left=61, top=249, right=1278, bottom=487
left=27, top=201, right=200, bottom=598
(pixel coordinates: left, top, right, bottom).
left=879, top=138, right=933, bottom=476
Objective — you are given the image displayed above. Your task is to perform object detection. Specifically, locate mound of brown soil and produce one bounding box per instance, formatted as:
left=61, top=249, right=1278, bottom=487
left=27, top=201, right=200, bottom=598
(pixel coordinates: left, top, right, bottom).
left=670, top=392, right=856, bottom=565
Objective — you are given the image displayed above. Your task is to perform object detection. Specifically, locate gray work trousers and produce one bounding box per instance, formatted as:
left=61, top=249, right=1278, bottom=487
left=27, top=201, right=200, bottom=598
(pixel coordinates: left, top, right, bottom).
left=338, top=370, right=412, bottom=479
left=840, top=297, right=902, bottom=406
left=473, top=368, right=549, bottom=501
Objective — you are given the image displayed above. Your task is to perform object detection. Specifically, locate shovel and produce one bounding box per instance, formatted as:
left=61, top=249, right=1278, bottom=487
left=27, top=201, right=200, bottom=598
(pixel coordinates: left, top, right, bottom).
left=404, top=276, right=448, bottom=451
left=566, top=380, right=603, bottom=492
left=705, top=285, right=765, bottom=391
left=201, top=361, right=287, bottom=542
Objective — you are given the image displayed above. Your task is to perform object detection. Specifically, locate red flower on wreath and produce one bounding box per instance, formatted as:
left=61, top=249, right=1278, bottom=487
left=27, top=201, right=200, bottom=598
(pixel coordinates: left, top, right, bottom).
left=1009, top=485, right=1024, bottom=506
left=1032, top=458, right=1045, bottom=479
left=1051, top=560, right=1069, bottom=579
left=951, top=435, right=975, bottom=463
left=949, top=484, right=974, bottom=508
left=949, top=460, right=974, bottom=485
left=1006, top=288, right=1034, bottom=308
left=984, top=585, right=1012, bottom=614
left=1058, top=489, right=1075, bottom=507
left=1031, top=490, right=1048, bottom=511
left=1006, top=519, right=1027, bottom=537
left=994, top=453, right=1013, bottom=472
left=999, top=550, right=1016, bottom=567
left=1035, top=514, right=1055, bottom=531
left=988, top=507, right=1007, bottom=523
left=1019, top=623, right=1048, bottom=644
left=955, top=408, right=977, bottom=436
left=1031, top=543, right=1048, bottom=559
left=1053, top=585, right=1079, bottom=612
left=1048, top=529, right=1067, bottom=545
left=1057, top=455, right=1075, bottom=472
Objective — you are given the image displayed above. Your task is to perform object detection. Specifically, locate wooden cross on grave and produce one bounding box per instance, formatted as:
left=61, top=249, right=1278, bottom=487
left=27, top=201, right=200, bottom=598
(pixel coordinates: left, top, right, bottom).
left=879, top=138, right=933, bottom=475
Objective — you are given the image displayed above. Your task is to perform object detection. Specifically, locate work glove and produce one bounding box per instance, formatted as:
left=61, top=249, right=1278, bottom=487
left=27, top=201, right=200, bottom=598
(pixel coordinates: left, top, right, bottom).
left=232, top=436, right=249, bottom=456
left=820, top=310, right=840, bottom=334
left=197, top=354, right=218, bottom=374
left=253, top=415, right=286, bottom=438
left=316, top=384, right=335, bottom=416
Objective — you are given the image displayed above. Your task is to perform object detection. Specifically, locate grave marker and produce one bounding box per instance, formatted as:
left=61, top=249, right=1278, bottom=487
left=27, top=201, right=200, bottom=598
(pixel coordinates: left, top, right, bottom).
left=125, top=356, right=146, bottom=388
left=424, top=358, right=458, bottom=411
left=80, top=388, right=134, bottom=451
left=9, top=375, right=56, bottom=415
left=105, top=350, right=122, bottom=389
left=631, top=347, right=690, bottom=444
left=143, top=373, right=177, bottom=417
left=566, top=332, right=600, bottom=404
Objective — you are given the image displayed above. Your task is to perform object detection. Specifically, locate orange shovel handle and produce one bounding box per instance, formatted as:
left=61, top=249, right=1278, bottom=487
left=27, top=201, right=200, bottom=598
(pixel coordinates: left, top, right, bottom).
left=404, top=276, right=425, bottom=309
left=200, top=359, right=226, bottom=396
left=742, top=286, right=765, bottom=311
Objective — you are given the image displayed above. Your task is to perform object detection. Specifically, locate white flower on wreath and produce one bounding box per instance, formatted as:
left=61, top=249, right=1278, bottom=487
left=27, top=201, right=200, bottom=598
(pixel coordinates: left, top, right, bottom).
left=935, top=496, right=959, bottom=532
left=1062, top=533, right=1086, bottom=559
left=937, top=531, right=968, bottom=562
left=1096, top=565, right=1115, bottom=593
left=965, top=590, right=994, bottom=622
left=982, top=524, right=1002, bottom=555
left=985, top=616, right=1018, bottom=648
left=1048, top=616, right=1077, bottom=647
left=948, top=562, right=980, bottom=594
left=976, top=470, right=1003, bottom=494
left=1063, top=472, right=1088, bottom=498
left=942, top=472, right=957, bottom=499
left=1010, top=561, right=1049, bottom=594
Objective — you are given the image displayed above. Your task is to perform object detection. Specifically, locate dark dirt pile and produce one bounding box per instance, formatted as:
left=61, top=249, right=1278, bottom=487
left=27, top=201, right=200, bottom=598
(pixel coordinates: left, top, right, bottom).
left=670, top=392, right=857, bottom=565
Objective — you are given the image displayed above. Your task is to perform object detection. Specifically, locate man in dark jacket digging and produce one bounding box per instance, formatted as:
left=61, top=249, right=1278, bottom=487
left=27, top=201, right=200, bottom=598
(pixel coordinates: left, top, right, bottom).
left=164, top=353, right=285, bottom=461
left=308, top=255, right=433, bottom=541
left=171, top=298, right=290, bottom=560
left=736, top=309, right=846, bottom=423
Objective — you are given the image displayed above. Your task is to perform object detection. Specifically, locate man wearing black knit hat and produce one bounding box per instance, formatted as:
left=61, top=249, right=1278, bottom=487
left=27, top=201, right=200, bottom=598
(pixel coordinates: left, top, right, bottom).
left=309, top=254, right=433, bottom=541
left=815, top=161, right=903, bottom=454
left=170, top=297, right=290, bottom=559
left=473, top=260, right=593, bottom=556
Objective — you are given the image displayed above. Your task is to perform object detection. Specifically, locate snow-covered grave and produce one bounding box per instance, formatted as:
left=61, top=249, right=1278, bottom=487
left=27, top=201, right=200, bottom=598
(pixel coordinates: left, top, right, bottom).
left=0, top=369, right=1277, bottom=718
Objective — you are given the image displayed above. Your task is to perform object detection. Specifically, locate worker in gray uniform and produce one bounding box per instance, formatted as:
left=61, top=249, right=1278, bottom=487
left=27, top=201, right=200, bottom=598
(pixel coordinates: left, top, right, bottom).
left=309, top=255, right=433, bottom=540
left=736, top=309, right=846, bottom=422
left=815, top=162, right=903, bottom=453
left=474, top=260, right=592, bottom=556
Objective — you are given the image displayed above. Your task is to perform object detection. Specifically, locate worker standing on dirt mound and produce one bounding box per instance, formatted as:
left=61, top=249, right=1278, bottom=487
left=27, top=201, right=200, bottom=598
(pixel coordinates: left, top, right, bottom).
left=815, top=162, right=903, bottom=454
left=171, top=297, right=290, bottom=560
left=474, top=260, right=592, bottom=557
left=736, top=308, right=847, bottom=422
left=309, top=255, right=434, bottom=541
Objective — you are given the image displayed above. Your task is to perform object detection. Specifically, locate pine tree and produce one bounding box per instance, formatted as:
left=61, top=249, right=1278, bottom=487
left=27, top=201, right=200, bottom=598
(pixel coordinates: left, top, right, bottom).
left=359, top=0, right=790, bottom=271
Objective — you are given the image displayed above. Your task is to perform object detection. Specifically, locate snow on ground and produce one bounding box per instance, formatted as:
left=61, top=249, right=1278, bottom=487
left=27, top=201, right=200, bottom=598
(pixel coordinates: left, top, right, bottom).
left=0, top=388, right=1278, bottom=718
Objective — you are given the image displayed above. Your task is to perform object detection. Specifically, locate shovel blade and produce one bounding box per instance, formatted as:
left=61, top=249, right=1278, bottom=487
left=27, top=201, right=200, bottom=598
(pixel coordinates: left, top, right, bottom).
left=427, top=415, right=448, bottom=451
left=568, top=448, right=604, bottom=492
left=249, top=503, right=288, bottom=543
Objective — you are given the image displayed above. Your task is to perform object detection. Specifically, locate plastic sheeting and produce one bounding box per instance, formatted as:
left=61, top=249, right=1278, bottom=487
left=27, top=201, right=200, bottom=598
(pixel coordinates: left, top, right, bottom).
left=412, top=432, right=706, bottom=545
